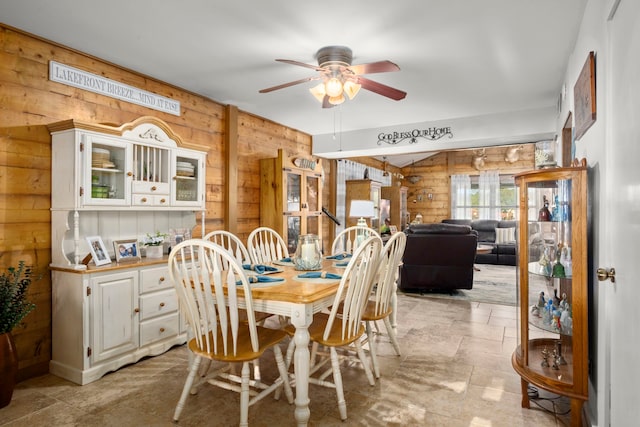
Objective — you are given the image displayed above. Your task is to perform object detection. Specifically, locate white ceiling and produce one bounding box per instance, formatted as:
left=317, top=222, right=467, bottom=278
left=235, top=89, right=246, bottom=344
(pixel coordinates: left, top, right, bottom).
left=1, top=0, right=587, bottom=167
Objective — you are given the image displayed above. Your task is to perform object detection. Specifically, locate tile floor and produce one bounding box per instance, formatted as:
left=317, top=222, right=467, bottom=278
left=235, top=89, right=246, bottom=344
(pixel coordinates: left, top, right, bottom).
left=1, top=294, right=571, bottom=426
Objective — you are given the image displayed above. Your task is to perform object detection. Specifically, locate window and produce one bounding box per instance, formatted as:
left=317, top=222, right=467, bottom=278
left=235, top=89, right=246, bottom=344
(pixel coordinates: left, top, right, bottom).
left=452, top=174, right=517, bottom=220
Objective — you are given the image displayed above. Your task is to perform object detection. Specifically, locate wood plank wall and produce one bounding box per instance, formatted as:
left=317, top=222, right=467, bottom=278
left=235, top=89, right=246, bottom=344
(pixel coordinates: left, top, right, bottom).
left=0, top=23, right=534, bottom=381
left=400, top=145, right=535, bottom=223
left=0, top=25, right=313, bottom=380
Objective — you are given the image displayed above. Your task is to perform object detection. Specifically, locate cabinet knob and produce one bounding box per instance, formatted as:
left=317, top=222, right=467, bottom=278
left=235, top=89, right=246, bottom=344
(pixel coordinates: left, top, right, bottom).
left=159, top=302, right=165, bottom=307
left=127, top=171, right=133, bottom=177
left=134, top=307, right=140, bottom=313
left=159, top=277, right=165, bottom=282
left=160, top=198, right=166, bottom=203
left=151, top=186, right=157, bottom=191
left=159, top=327, right=166, bottom=333
left=597, top=267, right=616, bottom=283
left=141, top=197, right=147, bottom=203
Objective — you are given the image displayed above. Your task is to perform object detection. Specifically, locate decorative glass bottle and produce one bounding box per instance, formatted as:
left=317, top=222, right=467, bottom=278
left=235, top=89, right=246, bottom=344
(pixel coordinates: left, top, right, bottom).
left=538, top=195, right=551, bottom=221
left=552, top=244, right=566, bottom=278
left=561, top=246, right=573, bottom=277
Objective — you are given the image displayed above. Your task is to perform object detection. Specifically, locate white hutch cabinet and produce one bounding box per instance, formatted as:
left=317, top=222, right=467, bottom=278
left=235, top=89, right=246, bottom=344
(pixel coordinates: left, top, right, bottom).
left=48, top=117, right=206, bottom=385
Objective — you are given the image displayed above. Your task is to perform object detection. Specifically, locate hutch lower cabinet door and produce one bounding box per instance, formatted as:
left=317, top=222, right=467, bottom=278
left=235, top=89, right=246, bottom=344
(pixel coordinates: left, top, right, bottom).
left=50, top=263, right=186, bottom=385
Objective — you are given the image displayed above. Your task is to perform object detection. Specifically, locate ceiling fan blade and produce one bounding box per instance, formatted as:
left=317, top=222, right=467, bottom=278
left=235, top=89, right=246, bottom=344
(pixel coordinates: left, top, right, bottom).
left=348, top=60, right=400, bottom=75
left=275, top=59, right=325, bottom=72
left=259, top=76, right=320, bottom=93
left=356, top=76, right=407, bottom=101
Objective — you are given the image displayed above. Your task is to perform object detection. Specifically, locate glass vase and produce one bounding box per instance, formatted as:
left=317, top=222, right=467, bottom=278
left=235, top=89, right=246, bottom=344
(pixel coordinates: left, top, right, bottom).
left=293, top=234, right=322, bottom=271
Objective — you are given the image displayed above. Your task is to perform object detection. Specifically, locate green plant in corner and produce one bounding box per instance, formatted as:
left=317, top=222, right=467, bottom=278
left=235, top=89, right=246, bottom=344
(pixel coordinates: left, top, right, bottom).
left=0, top=261, right=36, bottom=334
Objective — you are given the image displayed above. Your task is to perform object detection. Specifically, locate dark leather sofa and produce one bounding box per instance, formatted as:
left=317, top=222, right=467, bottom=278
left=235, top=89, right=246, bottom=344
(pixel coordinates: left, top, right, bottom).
left=399, top=223, right=478, bottom=292
left=442, top=219, right=517, bottom=266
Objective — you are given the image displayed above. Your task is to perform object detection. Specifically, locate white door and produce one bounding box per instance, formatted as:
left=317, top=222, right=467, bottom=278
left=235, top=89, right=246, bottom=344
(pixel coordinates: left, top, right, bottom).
left=605, top=1, right=640, bottom=425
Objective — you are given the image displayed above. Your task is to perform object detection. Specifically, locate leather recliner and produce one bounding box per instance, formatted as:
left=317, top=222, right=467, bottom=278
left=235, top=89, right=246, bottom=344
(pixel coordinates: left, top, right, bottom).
left=399, top=223, right=478, bottom=292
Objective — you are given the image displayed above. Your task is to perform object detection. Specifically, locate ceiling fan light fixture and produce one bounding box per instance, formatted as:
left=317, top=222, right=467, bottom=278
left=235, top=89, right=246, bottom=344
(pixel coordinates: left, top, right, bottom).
left=343, top=80, right=361, bottom=100
left=309, top=83, right=326, bottom=103
left=328, top=94, right=345, bottom=105
left=260, top=46, right=406, bottom=107
left=325, top=77, right=343, bottom=97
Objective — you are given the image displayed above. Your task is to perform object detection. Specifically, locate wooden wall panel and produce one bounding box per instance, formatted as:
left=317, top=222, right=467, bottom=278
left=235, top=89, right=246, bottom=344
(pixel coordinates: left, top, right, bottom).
left=233, top=115, right=313, bottom=243
left=0, top=25, right=315, bottom=380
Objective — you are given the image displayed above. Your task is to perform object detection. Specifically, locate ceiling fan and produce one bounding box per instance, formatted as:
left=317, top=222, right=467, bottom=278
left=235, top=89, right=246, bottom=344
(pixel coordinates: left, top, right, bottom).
left=259, top=46, right=406, bottom=108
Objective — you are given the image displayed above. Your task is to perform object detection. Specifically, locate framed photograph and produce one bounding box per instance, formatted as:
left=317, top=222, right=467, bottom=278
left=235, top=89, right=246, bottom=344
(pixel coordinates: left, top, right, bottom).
left=389, top=225, right=398, bottom=235
left=86, top=236, right=111, bottom=266
left=574, top=51, right=596, bottom=141
left=170, top=228, right=192, bottom=251
left=114, top=239, right=141, bottom=263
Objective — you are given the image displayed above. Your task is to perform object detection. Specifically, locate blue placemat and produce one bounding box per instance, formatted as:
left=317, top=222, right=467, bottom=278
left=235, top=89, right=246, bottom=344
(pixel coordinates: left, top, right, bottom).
left=297, top=272, right=342, bottom=280
left=326, top=253, right=352, bottom=260
left=236, top=275, right=284, bottom=285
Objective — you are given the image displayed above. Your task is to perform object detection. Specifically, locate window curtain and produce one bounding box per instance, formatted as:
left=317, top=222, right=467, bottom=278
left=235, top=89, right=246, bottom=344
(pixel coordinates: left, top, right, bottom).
left=478, top=170, right=501, bottom=220
left=450, top=174, right=471, bottom=219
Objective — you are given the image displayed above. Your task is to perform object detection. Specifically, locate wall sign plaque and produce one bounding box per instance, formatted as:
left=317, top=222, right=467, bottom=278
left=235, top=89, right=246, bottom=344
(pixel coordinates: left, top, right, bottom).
left=377, top=127, right=453, bottom=145
left=49, top=61, right=181, bottom=116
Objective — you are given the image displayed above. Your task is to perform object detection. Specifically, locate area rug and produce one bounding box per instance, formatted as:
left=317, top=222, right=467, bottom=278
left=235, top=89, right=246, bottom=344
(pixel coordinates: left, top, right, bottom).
left=402, top=264, right=548, bottom=306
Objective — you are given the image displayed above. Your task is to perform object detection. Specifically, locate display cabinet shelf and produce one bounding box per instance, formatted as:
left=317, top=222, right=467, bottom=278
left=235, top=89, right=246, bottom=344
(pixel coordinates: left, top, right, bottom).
left=511, top=160, right=588, bottom=427
left=528, top=261, right=572, bottom=279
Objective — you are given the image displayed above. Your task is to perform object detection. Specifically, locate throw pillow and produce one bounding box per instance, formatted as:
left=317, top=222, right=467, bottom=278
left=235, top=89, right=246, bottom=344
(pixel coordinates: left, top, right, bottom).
left=495, top=227, right=516, bottom=244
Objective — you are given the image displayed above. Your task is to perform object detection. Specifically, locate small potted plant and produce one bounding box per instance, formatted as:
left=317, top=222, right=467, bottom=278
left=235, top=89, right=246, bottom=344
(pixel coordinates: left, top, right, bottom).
left=0, top=261, right=36, bottom=408
left=143, top=231, right=168, bottom=258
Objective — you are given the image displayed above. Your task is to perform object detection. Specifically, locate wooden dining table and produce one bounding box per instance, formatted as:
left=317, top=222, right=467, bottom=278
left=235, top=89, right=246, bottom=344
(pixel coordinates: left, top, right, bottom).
left=238, top=258, right=345, bottom=426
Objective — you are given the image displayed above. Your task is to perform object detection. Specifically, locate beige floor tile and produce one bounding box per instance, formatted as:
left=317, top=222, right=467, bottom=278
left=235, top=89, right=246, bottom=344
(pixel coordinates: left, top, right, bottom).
left=2, top=273, right=574, bottom=426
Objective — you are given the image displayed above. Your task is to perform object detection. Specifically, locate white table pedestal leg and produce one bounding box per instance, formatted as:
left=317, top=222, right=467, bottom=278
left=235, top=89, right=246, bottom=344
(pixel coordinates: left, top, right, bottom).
left=290, top=305, right=312, bottom=426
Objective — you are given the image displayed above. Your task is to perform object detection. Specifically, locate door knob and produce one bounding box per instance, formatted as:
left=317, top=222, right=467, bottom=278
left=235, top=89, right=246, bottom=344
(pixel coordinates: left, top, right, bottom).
left=597, top=267, right=616, bottom=283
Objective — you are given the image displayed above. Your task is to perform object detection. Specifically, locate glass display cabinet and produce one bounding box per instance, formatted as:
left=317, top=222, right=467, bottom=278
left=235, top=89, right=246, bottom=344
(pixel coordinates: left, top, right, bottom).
left=382, top=185, right=408, bottom=230
left=512, top=159, right=588, bottom=427
left=260, top=149, right=323, bottom=254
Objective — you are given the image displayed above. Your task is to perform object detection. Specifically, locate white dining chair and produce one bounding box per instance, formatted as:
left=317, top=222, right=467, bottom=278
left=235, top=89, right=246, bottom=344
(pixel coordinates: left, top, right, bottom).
left=168, top=239, right=293, bottom=426
left=204, top=230, right=251, bottom=265
left=331, top=225, right=381, bottom=255
left=361, top=231, right=406, bottom=378
left=247, top=226, right=289, bottom=265
left=203, top=229, right=270, bottom=380
left=283, top=235, right=382, bottom=421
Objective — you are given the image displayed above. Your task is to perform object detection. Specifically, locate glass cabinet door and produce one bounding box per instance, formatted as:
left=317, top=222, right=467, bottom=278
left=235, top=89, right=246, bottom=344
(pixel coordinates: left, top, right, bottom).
left=371, top=184, right=381, bottom=230
left=305, top=174, right=319, bottom=212
left=286, top=171, right=302, bottom=212
left=517, top=175, right=576, bottom=387
left=283, top=171, right=323, bottom=254
left=172, top=149, right=205, bottom=208
left=84, top=135, right=129, bottom=207
left=286, top=216, right=301, bottom=254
